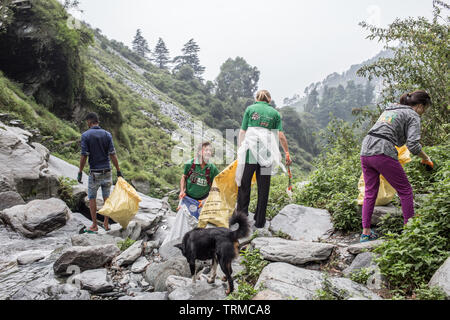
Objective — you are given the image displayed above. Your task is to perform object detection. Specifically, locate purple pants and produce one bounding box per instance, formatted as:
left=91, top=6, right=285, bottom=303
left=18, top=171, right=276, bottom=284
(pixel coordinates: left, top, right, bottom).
left=361, top=154, right=414, bottom=229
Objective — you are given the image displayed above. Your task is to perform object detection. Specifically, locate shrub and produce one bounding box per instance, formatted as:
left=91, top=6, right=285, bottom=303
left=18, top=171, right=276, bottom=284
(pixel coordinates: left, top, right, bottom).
left=413, top=284, right=447, bottom=300
left=225, top=280, right=260, bottom=300
left=236, top=248, right=269, bottom=285
left=117, top=237, right=136, bottom=251
left=349, top=268, right=372, bottom=285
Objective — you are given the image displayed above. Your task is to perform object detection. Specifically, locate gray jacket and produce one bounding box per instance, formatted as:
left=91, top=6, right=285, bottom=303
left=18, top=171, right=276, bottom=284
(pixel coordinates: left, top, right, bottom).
left=361, top=104, right=422, bottom=160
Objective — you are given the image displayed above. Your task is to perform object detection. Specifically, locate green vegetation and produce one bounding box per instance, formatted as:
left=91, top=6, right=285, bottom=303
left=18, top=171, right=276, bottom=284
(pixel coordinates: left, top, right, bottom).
left=57, top=177, right=78, bottom=210
left=349, top=268, right=372, bottom=285
left=117, top=237, right=136, bottom=251
left=314, top=274, right=350, bottom=300
left=413, top=284, right=447, bottom=300
left=226, top=280, right=260, bottom=300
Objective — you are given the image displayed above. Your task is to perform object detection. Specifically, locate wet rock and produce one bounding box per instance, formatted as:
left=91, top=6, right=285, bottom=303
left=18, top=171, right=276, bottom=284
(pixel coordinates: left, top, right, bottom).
left=17, top=250, right=49, bottom=265
left=53, top=244, right=120, bottom=275
left=270, top=205, right=334, bottom=241
left=252, top=237, right=335, bottom=266
left=1, top=198, right=70, bottom=238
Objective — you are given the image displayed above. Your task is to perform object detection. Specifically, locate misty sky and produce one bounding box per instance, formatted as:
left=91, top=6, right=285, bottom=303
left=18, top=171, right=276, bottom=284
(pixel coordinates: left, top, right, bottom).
left=69, top=0, right=434, bottom=104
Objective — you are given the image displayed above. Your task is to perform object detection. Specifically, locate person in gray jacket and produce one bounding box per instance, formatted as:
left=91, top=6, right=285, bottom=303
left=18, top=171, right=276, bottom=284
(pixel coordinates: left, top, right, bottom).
left=359, top=90, right=433, bottom=242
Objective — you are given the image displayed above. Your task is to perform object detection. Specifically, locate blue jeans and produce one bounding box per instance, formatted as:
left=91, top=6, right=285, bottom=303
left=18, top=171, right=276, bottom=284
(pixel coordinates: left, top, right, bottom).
left=88, top=171, right=112, bottom=200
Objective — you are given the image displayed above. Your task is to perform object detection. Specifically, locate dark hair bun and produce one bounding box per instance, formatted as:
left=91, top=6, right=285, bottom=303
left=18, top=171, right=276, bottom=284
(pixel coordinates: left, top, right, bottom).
left=400, top=90, right=431, bottom=107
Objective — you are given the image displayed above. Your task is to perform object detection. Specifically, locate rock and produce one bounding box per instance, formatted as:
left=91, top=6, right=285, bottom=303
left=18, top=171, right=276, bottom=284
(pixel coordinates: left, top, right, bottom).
left=371, top=205, right=401, bottom=225
left=9, top=277, right=90, bottom=300
left=255, top=262, right=382, bottom=300
left=132, top=212, right=163, bottom=233
left=343, top=252, right=375, bottom=277
left=31, top=142, right=50, bottom=162
left=270, top=205, right=334, bottom=241
left=71, top=184, right=88, bottom=212
left=113, top=240, right=143, bottom=267
left=428, top=257, right=450, bottom=297
left=347, top=240, right=384, bottom=255
left=131, top=256, right=150, bottom=273
left=251, top=237, right=336, bottom=266
left=0, top=123, right=59, bottom=200
left=239, top=212, right=272, bottom=246
left=107, top=220, right=142, bottom=241
left=145, top=257, right=191, bottom=292
left=151, top=216, right=177, bottom=245
left=71, top=233, right=122, bottom=247
left=159, top=239, right=184, bottom=260
left=366, top=267, right=388, bottom=290
left=1, top=198, right=70, bottom=238
left=118, top=292, right=169, bottom=300
left=131, top=179, right=151, bottom=195
left=53, top=244, right=120, bottom=275
left=143, top=240, right=160, bottom=254
left=252, top=289, right=284, bottom=300
left=17, top=250, right=48, bottom=265
left=73, top=269, right=114, bottom=294
left=166, top=275, right=228, bottom=300
left=0, top=191, right=25, bottom=211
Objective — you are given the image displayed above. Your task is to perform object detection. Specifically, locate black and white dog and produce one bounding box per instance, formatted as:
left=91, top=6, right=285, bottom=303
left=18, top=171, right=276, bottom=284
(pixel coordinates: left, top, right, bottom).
left=174, top=211, right=250, bottom=294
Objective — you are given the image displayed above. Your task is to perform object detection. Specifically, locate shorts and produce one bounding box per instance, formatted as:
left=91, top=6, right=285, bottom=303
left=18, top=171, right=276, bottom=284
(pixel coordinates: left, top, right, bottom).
left=88, top=171, right=112, bottom=200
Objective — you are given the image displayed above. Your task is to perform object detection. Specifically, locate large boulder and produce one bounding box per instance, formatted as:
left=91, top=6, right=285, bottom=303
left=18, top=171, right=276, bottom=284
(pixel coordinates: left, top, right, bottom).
left=71, top=233, right=122, bottom=247
left=343, top=252, right=375, bottom=277
left=347, top=240, right=384, bottom=255
left=0, top=198, right=70, bottom=238
left=53, top=244, right=120, bottom=276
left=0, top=123, right=59, bottom=200
left=270, top=205, right=334, bottom=241
left=251, top=237, right=335, bottom=266
left=255, top=262, right=382, bottom=300
left=428, top=257, right=450, bottom=297
left=10, top=277, right=90, bottom=300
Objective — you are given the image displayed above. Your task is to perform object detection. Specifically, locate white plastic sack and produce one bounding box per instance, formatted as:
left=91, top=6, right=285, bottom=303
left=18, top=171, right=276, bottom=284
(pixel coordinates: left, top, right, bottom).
left=161, top=202, right=198, bottom=246
left=236, top=126, right=286, bottom=186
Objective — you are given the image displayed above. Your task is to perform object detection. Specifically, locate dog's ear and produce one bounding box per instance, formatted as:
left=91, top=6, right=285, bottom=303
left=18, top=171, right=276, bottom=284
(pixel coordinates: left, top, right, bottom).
left=174, top=243, right=183, bottom=250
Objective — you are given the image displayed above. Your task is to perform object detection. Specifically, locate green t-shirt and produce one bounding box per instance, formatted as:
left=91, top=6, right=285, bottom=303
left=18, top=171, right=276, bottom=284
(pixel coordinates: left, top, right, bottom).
left=241, top=101, right=283, bottom=163
left=183, top=159, right=219, bottom=200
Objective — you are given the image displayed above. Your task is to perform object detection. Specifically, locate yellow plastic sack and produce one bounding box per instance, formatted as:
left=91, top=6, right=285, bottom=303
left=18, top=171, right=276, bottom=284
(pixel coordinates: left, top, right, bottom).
left=357, top=145, right=411, bottom=206
left=198, top=160, right=256, bottom=229
left=98, top=177, right=142, bottom=229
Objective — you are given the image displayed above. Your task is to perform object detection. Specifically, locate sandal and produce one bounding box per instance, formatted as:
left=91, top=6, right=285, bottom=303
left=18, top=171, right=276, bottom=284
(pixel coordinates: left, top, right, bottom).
left=80, top=226, right=98, bottom=234
left=360, top=230, right=379, bottom=243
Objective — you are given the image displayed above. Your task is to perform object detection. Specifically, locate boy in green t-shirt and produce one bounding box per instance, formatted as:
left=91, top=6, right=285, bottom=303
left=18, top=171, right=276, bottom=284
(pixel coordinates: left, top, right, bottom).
left=179, top=142, right=219, bottom=201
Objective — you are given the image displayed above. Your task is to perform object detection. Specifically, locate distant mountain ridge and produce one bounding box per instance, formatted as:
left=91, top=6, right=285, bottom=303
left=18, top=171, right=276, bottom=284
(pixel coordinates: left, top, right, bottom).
left=283, top=50, right=393, bottom=112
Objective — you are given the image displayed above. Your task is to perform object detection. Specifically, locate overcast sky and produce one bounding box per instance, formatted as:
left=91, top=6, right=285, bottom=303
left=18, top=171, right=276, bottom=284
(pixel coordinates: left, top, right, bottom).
left=70, top=0, right=434, bottom=104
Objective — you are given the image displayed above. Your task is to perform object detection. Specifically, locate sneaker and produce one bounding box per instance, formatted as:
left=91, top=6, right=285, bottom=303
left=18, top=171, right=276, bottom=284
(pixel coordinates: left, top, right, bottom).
left=360, top=230, right=379, bottom=243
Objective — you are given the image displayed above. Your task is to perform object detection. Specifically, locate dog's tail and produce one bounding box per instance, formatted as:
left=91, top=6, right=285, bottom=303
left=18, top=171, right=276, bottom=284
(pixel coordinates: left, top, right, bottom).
left=229, top=211, right=250, bottom=241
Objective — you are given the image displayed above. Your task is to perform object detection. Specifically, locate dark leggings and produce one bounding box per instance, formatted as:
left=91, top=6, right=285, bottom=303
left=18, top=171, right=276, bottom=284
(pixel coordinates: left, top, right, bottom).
left=236, top=163, right=272, bottom=228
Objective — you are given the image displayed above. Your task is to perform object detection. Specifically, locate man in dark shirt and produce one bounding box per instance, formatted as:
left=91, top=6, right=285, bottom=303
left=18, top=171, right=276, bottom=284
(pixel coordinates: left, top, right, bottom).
left=78, top=112, right=122, bottom=233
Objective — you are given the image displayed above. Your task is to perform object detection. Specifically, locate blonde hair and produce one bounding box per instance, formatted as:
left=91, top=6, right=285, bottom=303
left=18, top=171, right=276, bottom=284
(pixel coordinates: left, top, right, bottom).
left=256, top=90, right=271, bottom=103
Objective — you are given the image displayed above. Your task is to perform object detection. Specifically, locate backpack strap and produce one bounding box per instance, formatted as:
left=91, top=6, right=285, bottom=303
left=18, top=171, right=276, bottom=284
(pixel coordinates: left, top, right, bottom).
left=186, top=160, right=196, bottom=179
left=205, top=166, right=211, bottom=187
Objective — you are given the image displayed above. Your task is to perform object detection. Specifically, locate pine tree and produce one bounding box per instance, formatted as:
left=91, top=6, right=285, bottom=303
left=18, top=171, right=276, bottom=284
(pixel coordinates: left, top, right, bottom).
left=153, top=37, right=170, bottom=69
left=132, top=29, right=150, bottom=58
left=173, top=38, right=205, bottom=78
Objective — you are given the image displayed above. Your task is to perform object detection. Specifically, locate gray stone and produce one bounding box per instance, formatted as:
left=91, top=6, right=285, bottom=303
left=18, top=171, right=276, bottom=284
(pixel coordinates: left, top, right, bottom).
left=252, top=237, right=335, bottom=265
left=113, top=240, right=143, bottom=267
left=159, top=239, right=184, bottom=260
left=1, top=198, right=70, bottom=238
left=17, top=250, right=48, bottom=265
left=255, top=262, right=382, bottom=300
left=372, top=205, right=401, bottom=225
left=73, top=269, right=114, bottom=293
left=145, top=257, right=191, bottom=292
left=131, top=256, right=150, bottom=273
left=343, top=252, right=375, bottom=277
left=53, top=244, right=120, bottom=275
left=107, top=220, right=142, bottom=241
left=428, top=257, right=450, bottom=297
left=270, top=205, right=334, bottom=241
left=166, top=275, right=228, bottom=300
left=347, top=240, right=384, bottom=255
left=9, top=277, right=90, bottom=300
left=118, top=292, right=169, bottom=300
left=71, top=233, right=122, bottom=247
left=0, top=191, right=25, bottom=211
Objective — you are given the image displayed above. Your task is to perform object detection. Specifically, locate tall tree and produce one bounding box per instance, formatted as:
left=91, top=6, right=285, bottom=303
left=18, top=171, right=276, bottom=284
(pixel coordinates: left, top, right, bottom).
left=215, top=57, right=260, bottom=100
left=132, top=29, right=150, bottom=58
left=173, top=38, right=205, bottom=78
left=304, top=84, right=319, bottom=113
left=153, top=37, right=170, bottom=69
left=358, top=0, right=449, bottom=144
